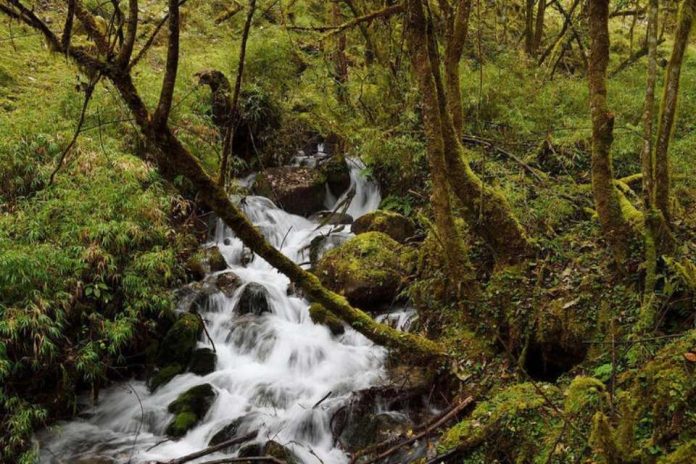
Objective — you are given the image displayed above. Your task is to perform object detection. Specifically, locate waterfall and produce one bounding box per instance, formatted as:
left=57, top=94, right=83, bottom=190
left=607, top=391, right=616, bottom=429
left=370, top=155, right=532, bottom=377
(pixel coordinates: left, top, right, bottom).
left=39, top=158, right=413, bottom=464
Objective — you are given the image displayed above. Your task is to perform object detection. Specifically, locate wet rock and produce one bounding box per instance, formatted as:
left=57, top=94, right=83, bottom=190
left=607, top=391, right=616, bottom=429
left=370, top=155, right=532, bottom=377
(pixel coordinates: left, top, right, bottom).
left=206, top=245, right=228, bottom=272
left=208, top=417, right=244, bottom=446
left=157, top=313, right=203, bottom=367
left=148, top=364, right=184, bottom=392
left=74, top=457, right=115, bottom=464
left=238, top=443, right=263, bottom=457
left=166, top=384, right=216, bottom=438
left=352, top=210, right=417, bottom=244
left=314, top=232, right=405, bottom=309
left=264, top=440, right=299, bottom=464
left=185, top=246, right=227, bottom=278
left=235, top=283, right=272, bottom=316
left=188, top=348, right=216, bottom=376
left=254, top=167, right=327, bottom=216
left=309, top=210, right=353, bottom=225
left=215, top=271, right=241, bottom=297
left=339, top=411, right=413, bottom=452
left=309, top=303, right=345, bottom=336
left=321, top=154, right=351, bottom=197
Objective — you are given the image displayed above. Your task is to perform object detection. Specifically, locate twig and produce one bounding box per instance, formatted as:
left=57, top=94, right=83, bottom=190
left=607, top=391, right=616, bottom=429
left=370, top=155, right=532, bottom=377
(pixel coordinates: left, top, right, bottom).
left=312, top=390, right=332, bottom=409
left=47, top=75, right=100, bottom=187
left=286, top=3, right=403, bottom=35
left=164, top=431, right=258, bottom=464
left=195, top=312, right=217, bottom=354
left=461, top=134, right=545, bottom=182
left=181, top=458, right=286, bottom=464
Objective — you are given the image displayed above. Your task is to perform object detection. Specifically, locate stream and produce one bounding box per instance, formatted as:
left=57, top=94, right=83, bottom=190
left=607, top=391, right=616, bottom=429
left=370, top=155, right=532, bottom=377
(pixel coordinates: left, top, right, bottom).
left=39, top=157, right=417, bottom=464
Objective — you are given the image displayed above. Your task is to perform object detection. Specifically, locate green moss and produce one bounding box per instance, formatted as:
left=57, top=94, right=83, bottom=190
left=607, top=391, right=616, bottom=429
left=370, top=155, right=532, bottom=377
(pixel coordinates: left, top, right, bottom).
left=309, top=303, right=345, bottom=336
left=658, top=440, right=696, bottom=464
left=564, top=376, right=609, bottom=416
left=166, top=383, right=216, bottom=438
left=157, top=313, right=203, bottom=367
left=314, top=232, right=405, bottom=308
left=148, top=364, right=184, bottom=392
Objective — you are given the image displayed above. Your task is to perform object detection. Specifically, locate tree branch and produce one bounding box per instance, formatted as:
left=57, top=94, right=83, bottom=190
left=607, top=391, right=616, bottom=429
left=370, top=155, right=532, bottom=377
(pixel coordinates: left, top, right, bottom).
left=117, top=0, right=138, bottom=67
left=153, top=0, right=180, bottom=127
left=287, top=3, right=403, bottom=34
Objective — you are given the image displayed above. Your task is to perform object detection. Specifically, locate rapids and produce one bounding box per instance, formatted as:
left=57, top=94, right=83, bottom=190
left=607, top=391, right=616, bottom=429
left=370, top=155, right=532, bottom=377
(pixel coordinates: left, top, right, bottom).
left=39, top=158, right=416, bottom=464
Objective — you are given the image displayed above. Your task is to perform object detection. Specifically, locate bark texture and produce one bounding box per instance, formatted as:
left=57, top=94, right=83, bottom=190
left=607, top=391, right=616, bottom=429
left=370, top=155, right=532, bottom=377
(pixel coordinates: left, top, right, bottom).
left=654, top=0, right=696, bottom=222
left=587, top=0, right=634, bottom=261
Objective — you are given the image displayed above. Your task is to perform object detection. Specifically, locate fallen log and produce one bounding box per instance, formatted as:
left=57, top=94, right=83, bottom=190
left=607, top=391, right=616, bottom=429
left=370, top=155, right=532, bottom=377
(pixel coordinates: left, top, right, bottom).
left=163, top=431, right=257, bottom=464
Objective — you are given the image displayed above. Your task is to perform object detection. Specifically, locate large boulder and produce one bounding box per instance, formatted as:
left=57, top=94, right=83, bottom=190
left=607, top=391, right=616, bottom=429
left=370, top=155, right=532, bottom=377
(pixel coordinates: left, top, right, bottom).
left=254, top=167, right=327, bottom=216
left=234, top=283, right=272, bottom=316
left=314, top=232, right=405, bottom=309
left=188, top=348, right=217, bottom=376
left=215, top=271, right=242, bottom=297
left=166, top=384, right=216, bottom=438
left=352, top=210, right=416, bottom=244
left=148, top=364, right=184, bottom=392
left=157, top=313, right=203, bottom=367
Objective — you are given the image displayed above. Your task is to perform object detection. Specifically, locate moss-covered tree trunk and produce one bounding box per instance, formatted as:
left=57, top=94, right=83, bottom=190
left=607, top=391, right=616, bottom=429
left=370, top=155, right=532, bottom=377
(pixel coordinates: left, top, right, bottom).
left=587, top=0, right=634, bottom=262
left=654, top=0, right=696, bottom=223
left=406, top=0, right=476, bottom=293
left=420, top=3, right=534, bottom=265
left=443, top=0, right=472, bottom=136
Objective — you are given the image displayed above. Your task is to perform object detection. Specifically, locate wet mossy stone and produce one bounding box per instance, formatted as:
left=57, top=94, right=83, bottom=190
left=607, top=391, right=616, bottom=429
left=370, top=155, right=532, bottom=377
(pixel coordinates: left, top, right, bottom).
left=321, top=154, right=351, bottom=197
left=314, top=232, right=405, bottom=309
left=254, top=166, right=327, bottom=216
left=339, top=411, right=412, bottom=452
left=188, top=348, right=216, bottom=376
left=148, top=364, right=184, bottom=392
left=166, top=384, right=216, bottom=438
left=184, top=253, right=206, bottom=281
left=309, top=303, right=345, bottom=336
left=208, top=417, right=244, bottom=446
left=235, top=282, right=272, bottom=316
left=264, top=441, right=299, bottom=464
left=157, top=313, right=203, bottom=367
left=206, top=245, right=227, bottom=272
left=352, top=210, right=416, bottom=244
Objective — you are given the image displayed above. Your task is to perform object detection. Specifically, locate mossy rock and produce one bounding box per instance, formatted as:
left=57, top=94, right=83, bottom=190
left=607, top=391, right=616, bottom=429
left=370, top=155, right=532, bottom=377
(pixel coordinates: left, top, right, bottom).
left=254, top=167, right=327, bottom=216
left=309, top=303, right=345, bottom=336
left=234, top=282, right=272, bottom=316
left=148, top=364, right=184, bottom=392
left=166, top=384, right=216, bottom=438
left=339, top=412, right=412, bottom=452
left=157, top=313, right=203, bottom=367
left=264, top=441, right=299, bottom=464
left=314, top=232, right=405, bottom=309
left=208, top=417, right=244, bottom=447
left=309, top=210, right=354, bottom=225
left=185, top=246, right=227, bottom=278
left=188, top=348, right=216, bottom=376
left=238, top=443, right=263, bottom=457
left=206, top=246, right=227, bottom=272
left=321, top=154, right=351, bottom=197
left=352, top=210, right=417, bottom=243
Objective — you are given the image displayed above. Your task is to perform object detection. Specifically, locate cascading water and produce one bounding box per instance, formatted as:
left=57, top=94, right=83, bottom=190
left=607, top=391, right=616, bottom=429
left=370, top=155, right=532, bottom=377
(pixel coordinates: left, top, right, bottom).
left=40, top=158, right=416, bottom=464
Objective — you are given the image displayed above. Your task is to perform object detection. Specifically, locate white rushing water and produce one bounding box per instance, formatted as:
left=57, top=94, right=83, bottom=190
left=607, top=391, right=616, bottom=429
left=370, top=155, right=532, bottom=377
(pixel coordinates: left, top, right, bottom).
left=40, top=158, right=417, bottom=464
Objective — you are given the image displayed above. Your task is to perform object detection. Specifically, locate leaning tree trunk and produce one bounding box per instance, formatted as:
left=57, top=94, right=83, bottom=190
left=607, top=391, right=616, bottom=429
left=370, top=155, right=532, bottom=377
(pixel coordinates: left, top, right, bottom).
left=587, top=0, right=634, bottom=262
left=654, top=0, right=696, bottom=223
left=533, top=0, right=546, bottom=53
left=406, top=0, right=476, bottom=294
left=524, top=0, right=535, bottom=55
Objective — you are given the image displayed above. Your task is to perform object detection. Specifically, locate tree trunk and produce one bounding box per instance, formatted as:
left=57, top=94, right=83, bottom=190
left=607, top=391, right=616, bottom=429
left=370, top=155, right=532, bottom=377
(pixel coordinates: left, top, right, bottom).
left=524, top=0, right=535, bottom=55
left=443, top=0, right=472, bottom=136
left=587, top=0, right=634, bottom=262
left=533, top=0, right=546, bottom=53
left=641, top=0, right=659, bottom=210
left=409, top=0, right=533, bottom=265
left=406, top=0, right=476, bottom=294
left=654, top=0, right=696, bottom=223
left=331, top=0, right=349, bottom=103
